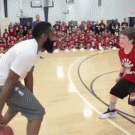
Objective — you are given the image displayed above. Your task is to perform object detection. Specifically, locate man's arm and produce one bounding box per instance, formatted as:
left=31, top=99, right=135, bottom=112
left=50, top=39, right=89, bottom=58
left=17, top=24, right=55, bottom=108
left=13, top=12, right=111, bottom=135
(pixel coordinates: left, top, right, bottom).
left=24, top=66, right=34, bottom=93
left=0, top=70, right=20, bottom=113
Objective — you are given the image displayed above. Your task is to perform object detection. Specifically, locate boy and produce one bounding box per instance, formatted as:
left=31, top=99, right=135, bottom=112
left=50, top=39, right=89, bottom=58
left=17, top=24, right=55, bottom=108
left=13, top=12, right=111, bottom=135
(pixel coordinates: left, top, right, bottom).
left=99, top=28, right=135, bottom=119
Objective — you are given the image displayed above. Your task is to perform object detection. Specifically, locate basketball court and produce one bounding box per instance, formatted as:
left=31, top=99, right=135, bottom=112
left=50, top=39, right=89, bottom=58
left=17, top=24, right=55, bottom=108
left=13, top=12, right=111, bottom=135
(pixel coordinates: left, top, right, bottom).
left=0, top=49, right=135, bottom=135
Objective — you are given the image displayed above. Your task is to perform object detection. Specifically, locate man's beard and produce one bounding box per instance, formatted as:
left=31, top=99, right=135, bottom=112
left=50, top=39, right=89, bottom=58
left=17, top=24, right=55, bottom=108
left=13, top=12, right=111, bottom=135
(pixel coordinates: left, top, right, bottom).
left=42, top=37, right=54, bottom=53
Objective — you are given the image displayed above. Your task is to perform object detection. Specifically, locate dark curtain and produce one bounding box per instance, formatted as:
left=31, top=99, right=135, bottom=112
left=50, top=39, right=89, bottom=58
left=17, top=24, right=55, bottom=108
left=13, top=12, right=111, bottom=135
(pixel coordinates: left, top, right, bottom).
left=3, top=0, right=8, bottom=17
left=44, top=7, right=49, bottom=22
left=98, top=0, right=101, bottom=6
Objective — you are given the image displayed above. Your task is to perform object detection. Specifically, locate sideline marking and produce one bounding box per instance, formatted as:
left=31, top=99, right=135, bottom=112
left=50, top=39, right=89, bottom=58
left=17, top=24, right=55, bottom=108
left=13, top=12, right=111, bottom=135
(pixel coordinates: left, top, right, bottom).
left=68, top=54, right=132, bottom=135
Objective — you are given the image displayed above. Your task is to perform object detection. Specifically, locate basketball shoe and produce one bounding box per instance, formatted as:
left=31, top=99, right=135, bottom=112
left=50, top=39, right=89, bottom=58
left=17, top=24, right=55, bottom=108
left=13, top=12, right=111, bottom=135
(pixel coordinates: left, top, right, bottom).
left=99, top=108, right=117, bottom=119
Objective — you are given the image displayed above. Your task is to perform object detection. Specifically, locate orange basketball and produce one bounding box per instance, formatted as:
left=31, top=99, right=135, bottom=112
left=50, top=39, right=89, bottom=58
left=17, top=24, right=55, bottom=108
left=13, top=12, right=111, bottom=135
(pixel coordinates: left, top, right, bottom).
left=0, top=125, right=14, bottom=135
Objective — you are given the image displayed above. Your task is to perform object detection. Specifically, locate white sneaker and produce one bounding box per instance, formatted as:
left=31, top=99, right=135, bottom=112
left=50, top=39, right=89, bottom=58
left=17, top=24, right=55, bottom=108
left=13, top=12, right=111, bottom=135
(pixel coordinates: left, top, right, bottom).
left=99, top=108, right=117, bottom=119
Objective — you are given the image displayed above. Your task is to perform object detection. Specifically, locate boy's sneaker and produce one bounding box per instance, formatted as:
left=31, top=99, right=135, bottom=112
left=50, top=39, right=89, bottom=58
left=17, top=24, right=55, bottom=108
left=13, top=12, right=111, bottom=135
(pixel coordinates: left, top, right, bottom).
left=99, top=108, right=117, bottom=119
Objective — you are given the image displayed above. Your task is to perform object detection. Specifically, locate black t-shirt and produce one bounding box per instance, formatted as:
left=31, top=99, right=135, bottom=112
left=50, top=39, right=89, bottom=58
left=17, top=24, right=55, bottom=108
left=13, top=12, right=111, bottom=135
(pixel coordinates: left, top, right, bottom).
left=23, top=25, right=28, bottom=31
left=99, top=23, right=106, bottom=30
left=115, top=22, right=120, bottom=30
left=121, top=22, right=128, bottom=29
left=95, top=24, right=100, bottom=31
left=79, top=25, right=84, bottom=31
left=67, top=24, right=74, bottom=32
left=23, top=25, right=28, bottom=36
left=109, top=23, right=115, bottom=30
left=53, top=24, right=60, bottom=31
left=27, top=25, right=32, bottom=30
left=15, top=25, right=19, bottom=32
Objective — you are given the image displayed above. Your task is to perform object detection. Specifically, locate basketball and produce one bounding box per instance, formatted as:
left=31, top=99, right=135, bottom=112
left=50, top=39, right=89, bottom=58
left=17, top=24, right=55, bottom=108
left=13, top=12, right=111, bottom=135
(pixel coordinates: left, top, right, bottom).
left=0, top=125, right=14, bottom=135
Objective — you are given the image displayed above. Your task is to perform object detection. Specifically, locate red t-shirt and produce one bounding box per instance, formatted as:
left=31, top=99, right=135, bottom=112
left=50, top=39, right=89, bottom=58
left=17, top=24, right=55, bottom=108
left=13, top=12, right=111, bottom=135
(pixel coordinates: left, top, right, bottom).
left=60, top=25, right=67, bottom=31
left=115, top=41, right=120, bottom=48
left=66, top=42, right=71, bottom=47
left=28, top=30, right=32, bottom=35
left=3, top=32, right=9, bottom=39
left=9, top=26, right=16, bottom=37
left=0, top=43, right=7, bottom=50
left=2, top=38, right=7, bottom=43
left=87, top=23, right=91, bottom=30
left=119, top=46, right=135, bottom=83
left=85, top=40, right=91, bottom=46
left=19, top=25, right=23, bottom=33
left=56, top=41, right=61, bottom=47
left=0, top=38, right=3, bottom=43
left=70, top=40, right=74, bottom=46
left=103, top=42, right=109, bottom=47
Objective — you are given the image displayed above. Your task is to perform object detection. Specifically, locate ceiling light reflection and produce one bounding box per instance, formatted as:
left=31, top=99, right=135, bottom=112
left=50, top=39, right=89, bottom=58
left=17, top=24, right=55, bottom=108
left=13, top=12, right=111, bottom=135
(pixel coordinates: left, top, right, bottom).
left=83, top=107, right=93, bottom=117
left=57, top=66, right=64, bottom=79
left=68, top=83, right=77, bottom=92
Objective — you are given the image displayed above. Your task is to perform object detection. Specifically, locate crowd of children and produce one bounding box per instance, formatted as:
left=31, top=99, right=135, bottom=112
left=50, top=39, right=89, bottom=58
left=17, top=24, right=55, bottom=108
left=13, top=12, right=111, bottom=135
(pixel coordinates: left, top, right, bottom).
left=0, top=23, right=32, bottom=52
left=53, top=27, right=120, bottom=51
left=0, top=21, right=120, bottom=53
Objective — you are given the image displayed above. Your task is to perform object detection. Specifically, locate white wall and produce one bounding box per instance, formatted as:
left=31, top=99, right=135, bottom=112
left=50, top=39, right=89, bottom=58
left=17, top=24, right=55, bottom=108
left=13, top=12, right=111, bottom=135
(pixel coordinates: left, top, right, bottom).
left=102, top=0, right=135, bottom=24
left=22, top=0, right=45, bottom=22
left=0, top=0, right=135, bottom=25
left=49, top=0, right=65, bottom=25
left=7, top=0, right=45, bottom=24
left=6, top=0, right=66, bottom=25
left=65, top=0, right=101, bottom=24
left=8, top=0, right=20, bottom=23
left=0, top=0, right=10, bottom=36
left=64, top=0, right=135, bottom=25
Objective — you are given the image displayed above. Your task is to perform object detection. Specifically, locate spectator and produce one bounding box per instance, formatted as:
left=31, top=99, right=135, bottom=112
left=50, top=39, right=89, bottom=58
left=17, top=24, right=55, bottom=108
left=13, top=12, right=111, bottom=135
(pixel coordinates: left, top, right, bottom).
left=115, top=19, right=120, bottom=37
left=14, top=23, right=20, bottom=36
left=99, top=20, right=106, bottom=35
left=32, top=14, right=41, bottom=28
left=91, top=22, right=96, bottom=32
left=109, top=20, right=115, bottom=35
left=19, top=24, right=24, bottom=37
left=121, top=18, right=128, bottom=30
left=3, top=29, right=9, bottom=42
left=14, top=37, right=17, bottom=44
left=8, top=24, right=16, bottom=37
left=79, top=22, right=85, bottom=31
left=53, top=22, right=61, bottom=36
left=0, top=36, right=3, bottom=43
left=27, top=22, right=32, bottom=30
left=23, top=24, right=28, bottom=36
left=95, top=21, right=100, bottom=35
left=87, top=21, right=92, bottom=31
left=67, top=21, right=74, bottom=34
left=60, top=22, right=67, bottom=33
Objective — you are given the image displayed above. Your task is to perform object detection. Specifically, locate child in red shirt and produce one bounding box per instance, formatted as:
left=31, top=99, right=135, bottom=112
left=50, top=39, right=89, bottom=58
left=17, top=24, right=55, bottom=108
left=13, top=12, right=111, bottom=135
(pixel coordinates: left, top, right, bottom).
left=8, top=24, right=16, bottom=37
left=99, top=28, right=135, bottom=119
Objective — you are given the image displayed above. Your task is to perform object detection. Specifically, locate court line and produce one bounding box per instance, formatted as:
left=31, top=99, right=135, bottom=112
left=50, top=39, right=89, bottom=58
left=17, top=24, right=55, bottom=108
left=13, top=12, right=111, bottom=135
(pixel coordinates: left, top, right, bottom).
left=68, top=52, right=132, bottom=135
left=78, top=52, right=135, bottom=123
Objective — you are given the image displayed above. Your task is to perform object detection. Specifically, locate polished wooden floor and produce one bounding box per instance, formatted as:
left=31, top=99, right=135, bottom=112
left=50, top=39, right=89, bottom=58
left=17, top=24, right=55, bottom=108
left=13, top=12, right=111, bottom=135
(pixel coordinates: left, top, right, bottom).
left=0, top=49, right=135, bottom=135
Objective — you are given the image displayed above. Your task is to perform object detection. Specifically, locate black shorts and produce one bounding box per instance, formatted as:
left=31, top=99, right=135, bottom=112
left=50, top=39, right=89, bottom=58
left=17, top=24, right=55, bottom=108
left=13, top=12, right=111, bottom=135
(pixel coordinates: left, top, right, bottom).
left=111, top=30, right=115, bottom=35
left=110, top=79, right=135, bottom=106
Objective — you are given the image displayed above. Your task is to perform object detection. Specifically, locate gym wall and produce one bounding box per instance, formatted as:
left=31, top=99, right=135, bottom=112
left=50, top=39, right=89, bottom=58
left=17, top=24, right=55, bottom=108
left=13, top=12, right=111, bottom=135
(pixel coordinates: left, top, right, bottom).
left=0, top=0, right=135, bottom=26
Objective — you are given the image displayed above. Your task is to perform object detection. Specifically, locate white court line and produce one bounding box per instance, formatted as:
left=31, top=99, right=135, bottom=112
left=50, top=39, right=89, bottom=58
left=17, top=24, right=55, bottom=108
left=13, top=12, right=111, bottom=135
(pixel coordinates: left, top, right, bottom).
left=68, top=54, right=132, bottom=135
